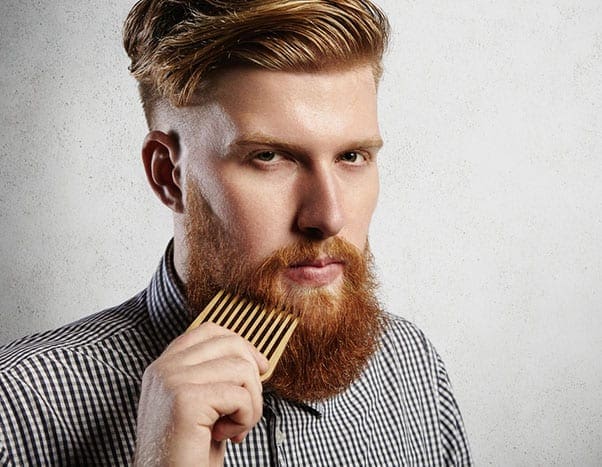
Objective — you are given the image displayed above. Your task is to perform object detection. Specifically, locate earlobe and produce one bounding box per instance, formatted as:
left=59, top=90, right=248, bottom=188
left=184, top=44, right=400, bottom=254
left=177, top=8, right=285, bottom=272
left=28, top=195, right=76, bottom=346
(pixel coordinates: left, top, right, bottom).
left=142, top=130, right=184, bottom=213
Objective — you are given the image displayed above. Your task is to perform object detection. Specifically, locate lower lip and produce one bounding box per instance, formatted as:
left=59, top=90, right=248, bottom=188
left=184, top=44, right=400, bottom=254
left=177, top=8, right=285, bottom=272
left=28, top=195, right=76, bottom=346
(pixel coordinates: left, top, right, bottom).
left=284, top=263, right=344, bottom=287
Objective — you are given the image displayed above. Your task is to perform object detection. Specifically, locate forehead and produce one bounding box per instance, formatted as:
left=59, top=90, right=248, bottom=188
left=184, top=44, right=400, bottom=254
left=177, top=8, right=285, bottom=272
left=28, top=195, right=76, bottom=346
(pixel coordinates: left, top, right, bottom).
left=155, top=65, right=382, bottom=159
left=207, top=65, right=380, bottom=145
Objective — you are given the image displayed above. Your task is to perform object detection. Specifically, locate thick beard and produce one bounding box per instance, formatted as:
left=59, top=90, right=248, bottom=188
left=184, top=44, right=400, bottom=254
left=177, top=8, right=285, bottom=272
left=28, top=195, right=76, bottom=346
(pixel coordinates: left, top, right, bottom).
left=184, top=185, right=384, bottom=403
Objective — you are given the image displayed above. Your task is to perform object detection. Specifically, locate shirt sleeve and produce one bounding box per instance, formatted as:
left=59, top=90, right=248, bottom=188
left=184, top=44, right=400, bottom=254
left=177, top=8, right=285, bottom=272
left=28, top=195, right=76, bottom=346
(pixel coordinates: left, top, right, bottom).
left=435, top=351, right=473, bottom=466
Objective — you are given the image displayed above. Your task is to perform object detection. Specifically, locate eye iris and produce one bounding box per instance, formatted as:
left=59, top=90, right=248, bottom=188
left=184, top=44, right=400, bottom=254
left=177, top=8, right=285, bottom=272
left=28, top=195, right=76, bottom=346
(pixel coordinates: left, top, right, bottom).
left=342, top=152, right=358, bottom=162
left=257, top=151, right=276, bottom=161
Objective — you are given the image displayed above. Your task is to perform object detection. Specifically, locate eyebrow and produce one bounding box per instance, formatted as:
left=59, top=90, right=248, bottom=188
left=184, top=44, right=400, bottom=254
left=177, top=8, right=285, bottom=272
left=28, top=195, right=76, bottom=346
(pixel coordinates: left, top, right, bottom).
left=231, top=133, right=384, bottom=154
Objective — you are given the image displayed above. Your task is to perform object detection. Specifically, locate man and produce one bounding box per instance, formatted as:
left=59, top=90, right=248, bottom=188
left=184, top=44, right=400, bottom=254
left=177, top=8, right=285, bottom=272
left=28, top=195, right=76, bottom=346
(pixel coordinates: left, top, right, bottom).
left=0, top=0, right=471, bottom=465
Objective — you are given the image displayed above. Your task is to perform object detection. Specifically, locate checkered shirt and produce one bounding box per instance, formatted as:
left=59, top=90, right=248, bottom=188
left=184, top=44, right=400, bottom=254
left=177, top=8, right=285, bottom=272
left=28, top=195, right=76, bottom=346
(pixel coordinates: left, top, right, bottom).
left=0, top=242, right=472, bottom=466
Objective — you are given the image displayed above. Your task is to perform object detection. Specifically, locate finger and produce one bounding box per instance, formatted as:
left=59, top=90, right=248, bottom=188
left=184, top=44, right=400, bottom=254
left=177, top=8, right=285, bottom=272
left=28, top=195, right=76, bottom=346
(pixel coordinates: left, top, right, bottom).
left=166, top=322, right=238, bottom=354
left=166, top=323, right=269, bottom=374
left=176, top=334, right=269, bottom=374
left=212, top=418, right=254, bottom=443
left=172, top=383, right=258, bottom=438
left=159, top=384, right=251, bottom=465
left=229, top=429, right=250, bottom=444
left=166, top=357, right=264, bottom=422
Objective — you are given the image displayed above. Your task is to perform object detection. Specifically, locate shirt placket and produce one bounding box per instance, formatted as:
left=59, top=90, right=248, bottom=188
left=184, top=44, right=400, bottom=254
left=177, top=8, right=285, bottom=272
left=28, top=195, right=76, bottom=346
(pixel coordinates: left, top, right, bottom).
left=263, top=394, right=288, bottom=467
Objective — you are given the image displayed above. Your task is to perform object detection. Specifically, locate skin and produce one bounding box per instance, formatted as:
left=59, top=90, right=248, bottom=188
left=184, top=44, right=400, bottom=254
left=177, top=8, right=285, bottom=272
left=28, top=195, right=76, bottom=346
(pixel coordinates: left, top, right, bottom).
left=134, top=64, right=382, bottom=466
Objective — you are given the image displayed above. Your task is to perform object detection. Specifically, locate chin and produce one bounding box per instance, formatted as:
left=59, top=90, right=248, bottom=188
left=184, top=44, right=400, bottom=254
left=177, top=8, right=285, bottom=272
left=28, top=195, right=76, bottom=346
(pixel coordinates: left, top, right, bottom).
left=277, top=276, right=344, bottom=310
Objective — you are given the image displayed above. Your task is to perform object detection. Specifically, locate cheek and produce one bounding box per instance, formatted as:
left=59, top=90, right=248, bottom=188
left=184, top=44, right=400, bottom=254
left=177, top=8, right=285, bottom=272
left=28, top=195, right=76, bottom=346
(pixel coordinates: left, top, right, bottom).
left=344, top=211, right=375, bottom=251
left=217, top=184, right=295, bottom=262
left=343, top=173, right=379, bottom=250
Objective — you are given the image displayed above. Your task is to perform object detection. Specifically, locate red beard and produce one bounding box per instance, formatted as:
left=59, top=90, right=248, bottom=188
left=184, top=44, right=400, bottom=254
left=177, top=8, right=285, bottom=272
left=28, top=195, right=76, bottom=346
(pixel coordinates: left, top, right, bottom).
left=184, top=185, right=383, bottom=402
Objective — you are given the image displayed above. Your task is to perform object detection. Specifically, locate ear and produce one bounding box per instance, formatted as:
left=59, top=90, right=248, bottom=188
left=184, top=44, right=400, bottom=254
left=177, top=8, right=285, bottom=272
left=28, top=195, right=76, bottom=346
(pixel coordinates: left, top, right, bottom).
left=141, top=130, right=184, bottom=213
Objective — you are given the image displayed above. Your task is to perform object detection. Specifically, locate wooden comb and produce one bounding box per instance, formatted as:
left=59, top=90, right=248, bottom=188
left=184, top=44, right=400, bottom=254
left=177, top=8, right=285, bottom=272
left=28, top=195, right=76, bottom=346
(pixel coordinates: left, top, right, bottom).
left=187, top=290, right=299, bottom=382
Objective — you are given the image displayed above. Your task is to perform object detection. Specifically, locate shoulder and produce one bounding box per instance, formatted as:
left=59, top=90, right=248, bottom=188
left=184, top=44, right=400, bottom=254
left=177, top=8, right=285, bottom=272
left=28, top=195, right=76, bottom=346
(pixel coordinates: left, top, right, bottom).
left=370, top=313, right=453, bottom=408
left=0, top=291, right=153, bottom=465
left=378, top=313, right=440, bottom=369
left=381, top=313, right=431, bottom=344
left=0, top=290, right=150, bottom=374
left=376, top=314, right=473, bottom=465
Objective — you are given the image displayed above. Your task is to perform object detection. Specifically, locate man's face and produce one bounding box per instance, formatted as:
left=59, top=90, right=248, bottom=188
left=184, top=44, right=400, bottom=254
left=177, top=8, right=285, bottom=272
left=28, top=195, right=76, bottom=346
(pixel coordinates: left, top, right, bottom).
left=176, top=64, right=382, bottom=292
left=167, top=64, right=384, bottom=401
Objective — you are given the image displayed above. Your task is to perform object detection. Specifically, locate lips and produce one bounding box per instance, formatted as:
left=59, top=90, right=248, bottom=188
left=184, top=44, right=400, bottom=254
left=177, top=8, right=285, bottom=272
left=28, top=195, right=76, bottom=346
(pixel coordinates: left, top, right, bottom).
left=284, top=258, right=344, bottom=287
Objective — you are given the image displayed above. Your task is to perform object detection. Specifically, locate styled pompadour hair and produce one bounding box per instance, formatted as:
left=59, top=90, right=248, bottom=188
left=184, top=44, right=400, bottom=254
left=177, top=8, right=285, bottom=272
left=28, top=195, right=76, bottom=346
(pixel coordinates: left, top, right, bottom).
left=123, top=0, right=389, bottom=120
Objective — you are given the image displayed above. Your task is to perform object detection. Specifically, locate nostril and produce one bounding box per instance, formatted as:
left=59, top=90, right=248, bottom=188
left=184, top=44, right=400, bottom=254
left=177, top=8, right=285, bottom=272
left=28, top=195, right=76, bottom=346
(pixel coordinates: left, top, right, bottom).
left=302, top=226, right=325, bottom=239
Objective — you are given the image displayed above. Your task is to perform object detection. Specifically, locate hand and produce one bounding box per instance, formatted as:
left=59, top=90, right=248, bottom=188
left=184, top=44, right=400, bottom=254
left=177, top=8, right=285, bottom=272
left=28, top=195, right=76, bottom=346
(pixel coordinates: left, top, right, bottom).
left=133, top=323, right=269, bottom=466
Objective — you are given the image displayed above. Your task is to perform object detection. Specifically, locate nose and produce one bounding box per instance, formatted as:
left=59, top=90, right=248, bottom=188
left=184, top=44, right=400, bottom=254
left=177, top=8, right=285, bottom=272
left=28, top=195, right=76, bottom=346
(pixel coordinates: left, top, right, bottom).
left=295, top=166, right=345, bottom=240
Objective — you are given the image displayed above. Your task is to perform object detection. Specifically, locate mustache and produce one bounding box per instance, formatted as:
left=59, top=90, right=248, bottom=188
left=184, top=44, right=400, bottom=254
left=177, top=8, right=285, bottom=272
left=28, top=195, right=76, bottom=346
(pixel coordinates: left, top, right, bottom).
left=258, top=236, right=364, bottom=270
left=233, top=236, right=370, bottom=311
left=250, top=237, right=367, bottom=289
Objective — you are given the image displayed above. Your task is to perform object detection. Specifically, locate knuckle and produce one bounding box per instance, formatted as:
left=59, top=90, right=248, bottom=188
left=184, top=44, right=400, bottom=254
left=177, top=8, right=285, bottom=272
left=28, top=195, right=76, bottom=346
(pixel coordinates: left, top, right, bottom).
left=199, top=321, right=221, bottom=332
left=199, top=322, right=235, bottom=337
left=166, top=331, right=191, bottom=350
left=226, top=355, right=258, bottom=379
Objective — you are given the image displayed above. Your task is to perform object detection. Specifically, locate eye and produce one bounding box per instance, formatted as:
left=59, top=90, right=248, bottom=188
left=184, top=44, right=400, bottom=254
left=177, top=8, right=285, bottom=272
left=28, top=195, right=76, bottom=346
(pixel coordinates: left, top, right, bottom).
left=254, top=151, right=278, bottom=162
left=248, top=150, right=294, bottom=171
left=339, top=151, right=367, bottom=165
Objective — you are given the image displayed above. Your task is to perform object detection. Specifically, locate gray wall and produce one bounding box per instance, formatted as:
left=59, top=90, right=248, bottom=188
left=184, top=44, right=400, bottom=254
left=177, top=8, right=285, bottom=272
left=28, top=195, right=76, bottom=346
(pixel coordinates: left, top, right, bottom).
left=1, top=1, right=600, bottom=465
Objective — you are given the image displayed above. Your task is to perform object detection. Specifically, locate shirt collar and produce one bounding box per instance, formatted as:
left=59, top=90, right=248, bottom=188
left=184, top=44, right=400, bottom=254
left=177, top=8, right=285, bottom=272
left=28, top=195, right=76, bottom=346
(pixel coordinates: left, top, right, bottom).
left=264, top=388, right=323, bottom=418
left=146, top=239, right=191, bottom=349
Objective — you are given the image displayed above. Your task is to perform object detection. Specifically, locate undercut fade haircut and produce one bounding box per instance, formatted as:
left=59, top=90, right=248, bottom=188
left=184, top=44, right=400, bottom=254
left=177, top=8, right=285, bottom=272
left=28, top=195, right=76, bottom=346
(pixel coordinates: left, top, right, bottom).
left=123, top=0, right=390, bottom=123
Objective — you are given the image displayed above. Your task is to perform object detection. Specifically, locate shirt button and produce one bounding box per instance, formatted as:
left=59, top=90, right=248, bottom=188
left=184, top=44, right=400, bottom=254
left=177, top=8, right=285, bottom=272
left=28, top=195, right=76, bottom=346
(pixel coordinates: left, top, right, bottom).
left=275, top=428, right=286, bottom=446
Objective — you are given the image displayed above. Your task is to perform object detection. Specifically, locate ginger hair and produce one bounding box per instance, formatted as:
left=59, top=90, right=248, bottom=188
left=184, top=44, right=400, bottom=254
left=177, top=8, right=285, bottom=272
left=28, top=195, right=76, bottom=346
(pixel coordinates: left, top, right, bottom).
left=123, top=0, right=390, bottom=125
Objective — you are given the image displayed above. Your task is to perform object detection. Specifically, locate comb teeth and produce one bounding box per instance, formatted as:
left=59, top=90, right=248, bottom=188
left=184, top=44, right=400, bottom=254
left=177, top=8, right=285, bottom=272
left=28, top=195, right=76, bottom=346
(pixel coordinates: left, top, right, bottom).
left=187, top=290, right=298, bottom=382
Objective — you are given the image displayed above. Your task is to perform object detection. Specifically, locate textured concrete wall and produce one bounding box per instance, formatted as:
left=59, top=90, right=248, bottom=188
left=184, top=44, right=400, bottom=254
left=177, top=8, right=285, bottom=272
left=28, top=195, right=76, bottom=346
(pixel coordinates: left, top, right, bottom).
left=1, top=1, right=601, bottom=465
